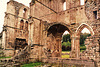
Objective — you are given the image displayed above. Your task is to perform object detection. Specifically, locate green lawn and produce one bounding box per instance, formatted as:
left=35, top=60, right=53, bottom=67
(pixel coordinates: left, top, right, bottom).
left=62, top=51, right=70, bottom=58
left=0, top=57, right=11, bottom=59
left=62, top=51, right=70, bottom=53
left=21, top=62, right=42, bottom=67
left=62, top=55, right=70, bottom=58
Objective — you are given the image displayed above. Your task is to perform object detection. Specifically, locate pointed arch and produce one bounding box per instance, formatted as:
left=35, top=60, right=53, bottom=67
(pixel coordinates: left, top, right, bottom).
left=76, top=23, right=94, bottom=36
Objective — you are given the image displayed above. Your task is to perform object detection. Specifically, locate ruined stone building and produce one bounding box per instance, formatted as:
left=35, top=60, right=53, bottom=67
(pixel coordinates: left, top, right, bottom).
left=1, top=0, right=100, bottom=66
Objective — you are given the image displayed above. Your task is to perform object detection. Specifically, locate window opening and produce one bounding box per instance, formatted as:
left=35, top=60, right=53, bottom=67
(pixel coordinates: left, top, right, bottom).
left=93, top=11, right=97, bottom=19
left=80, top=0, right=84, bottom=5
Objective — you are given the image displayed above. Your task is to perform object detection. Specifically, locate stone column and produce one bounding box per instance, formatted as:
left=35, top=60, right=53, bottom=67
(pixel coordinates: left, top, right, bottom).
left=70, top=36, right=80, bottom=58
left=28, top=23, right=31, bottom=45
left=2, top=31, right=6, bottom=49
left=55, top=33, right=62, bottom=57
left=74, top=36, right=80, bottom=58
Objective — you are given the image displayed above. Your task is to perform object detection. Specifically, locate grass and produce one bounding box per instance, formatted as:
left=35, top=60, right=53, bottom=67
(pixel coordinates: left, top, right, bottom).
left=62, top=55, right=70, bottom=58
left=62, top=51, right=70, bottom=58
left=21, top=62, right=42, bottom=67
left=0, top=57, right=11, bottom=59
left=80, top=45, right=86, bottom=52
left=62, top=51, right=70, bottom=53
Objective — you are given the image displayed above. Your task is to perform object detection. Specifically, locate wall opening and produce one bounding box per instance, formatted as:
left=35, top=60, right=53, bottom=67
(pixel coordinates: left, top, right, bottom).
left=63, top=0, right=66, bottom=10
left=25, top=21, right=28, bottom=31
left=93, top=11, right=97, bottom=19
left=80, top=28, right=91, bottom=52
left=80, top=0, right=84, bottom=5
left=23, top=8, right=27, bottom=19
left=62, top=31, right=71, bottom=58
left=20, top=19, right=24, bottom=30
left=47, top=24, right=71, bottom=58
left=15, top=38, right=28, bottom=50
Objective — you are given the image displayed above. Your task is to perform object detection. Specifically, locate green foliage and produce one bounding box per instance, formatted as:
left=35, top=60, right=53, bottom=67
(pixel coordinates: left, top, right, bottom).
left=62, top=41, right=71, bottom=51
left=62, top=41, right=71, bottom=47
left=62, top=34, right=71, bottom=42
left=0, top=57, right=11, bottom=59
left=21, top=62, right=42, bottom=67
left=66, top=41, right=71, bottom=47
left=62, top=33, right=90, bottom=51
left=80, top=45, right=86, bottom=51
left=80, top=33, right=91, bottom=45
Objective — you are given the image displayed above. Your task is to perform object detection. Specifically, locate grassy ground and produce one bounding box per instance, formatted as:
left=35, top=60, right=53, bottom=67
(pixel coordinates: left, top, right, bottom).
left=62, top=51, right=70, bottom=53
left=62, top=55, right=70, bottom=58
left=0, top=57, right=11, bottom=59
left=21, top=62, right=42, bottom=67
left=62, top=51, right=70, bottom=58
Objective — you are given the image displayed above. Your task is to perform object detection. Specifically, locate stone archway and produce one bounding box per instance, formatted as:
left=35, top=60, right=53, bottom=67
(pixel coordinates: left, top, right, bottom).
left=72, top=23, right=94, bottom=58
left=47, top=23, right=72, bottom=57
left=76, top=23, right=94, bottom=36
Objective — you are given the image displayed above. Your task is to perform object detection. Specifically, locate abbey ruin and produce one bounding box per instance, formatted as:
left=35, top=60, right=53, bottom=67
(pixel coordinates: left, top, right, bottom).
left=0, top=0, right=100, bottom=67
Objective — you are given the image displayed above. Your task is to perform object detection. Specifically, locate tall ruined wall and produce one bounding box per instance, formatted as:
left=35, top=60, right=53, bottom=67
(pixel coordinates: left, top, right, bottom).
left=29, top=0, right=100, bottom=58
left=80, top=19, right=100, bottom=67
left=2, top=0, right=29, bottom=56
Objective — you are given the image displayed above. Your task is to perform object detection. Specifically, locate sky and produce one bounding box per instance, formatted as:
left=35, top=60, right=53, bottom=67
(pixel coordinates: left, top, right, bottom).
left=0, top=0, right=31, bottom=33
left=0, top=0, right=88, bottom=34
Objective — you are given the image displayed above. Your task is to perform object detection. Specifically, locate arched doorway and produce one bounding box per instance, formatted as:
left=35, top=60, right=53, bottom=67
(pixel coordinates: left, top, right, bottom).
left=47, top=24, right=71, bottom=57
left=80, top=28, right=91, bottom=52
left=62, top=31, right=71, bottom=58
left=75, top=23, right=94, bottom=58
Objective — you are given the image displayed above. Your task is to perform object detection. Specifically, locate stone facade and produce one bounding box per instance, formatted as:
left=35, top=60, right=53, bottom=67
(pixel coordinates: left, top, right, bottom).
left=1, top=0, right=100, bottom=66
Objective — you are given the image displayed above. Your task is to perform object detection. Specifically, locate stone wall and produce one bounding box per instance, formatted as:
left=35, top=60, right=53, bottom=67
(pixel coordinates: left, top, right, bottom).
left=1, top=0, right=100, bottom=66
left=2, top=0, right=29, bottom=56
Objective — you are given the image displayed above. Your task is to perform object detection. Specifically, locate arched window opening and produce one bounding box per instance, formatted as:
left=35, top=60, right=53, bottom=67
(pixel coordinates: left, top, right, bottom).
left=63, top=1, right=66, bottom=10
left=80, top=0, right=84, bottom=5
left=20, top=19, right=24, bottom=30
left=25, top=21, right=28, bottom=31
left=93, top=11, right=97, bottom=19
left=80, top=28, right=91, bottom=52
left=23, top=8, right=27, bottom=19
left=62, top=30, right=71, bottom=58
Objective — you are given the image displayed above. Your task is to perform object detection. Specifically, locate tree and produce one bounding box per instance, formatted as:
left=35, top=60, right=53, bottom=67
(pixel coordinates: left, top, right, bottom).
left=62, top=34, right=71, bottom=42
left=80, top=33, right=91, bottom=45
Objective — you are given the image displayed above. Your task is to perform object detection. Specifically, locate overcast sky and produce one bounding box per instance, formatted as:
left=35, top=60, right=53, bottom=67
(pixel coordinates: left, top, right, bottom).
left=0, top=0, right=89, bottom=34
left=0, top=0, right=31, bottom=33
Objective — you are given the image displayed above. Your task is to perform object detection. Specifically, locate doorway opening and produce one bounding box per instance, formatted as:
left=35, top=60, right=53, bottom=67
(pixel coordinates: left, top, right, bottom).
left=80, top=28, right=91, bottom=52
left=47, top=24, right=71, bottom=58
left=61, top=31, right=71, bottom=58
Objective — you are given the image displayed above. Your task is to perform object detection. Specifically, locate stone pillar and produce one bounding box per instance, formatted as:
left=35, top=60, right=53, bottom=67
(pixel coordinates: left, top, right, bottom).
left=28, top=23, right=31, bottom=45
left=55, top=37, right=62, bottom=57
left=75, top=36, right=80, bottom=58
left=2, top=31, right=6, bottom=49
left=54, top=33, right=62, bottom=57
left=70, top=36, right=80, bottom=58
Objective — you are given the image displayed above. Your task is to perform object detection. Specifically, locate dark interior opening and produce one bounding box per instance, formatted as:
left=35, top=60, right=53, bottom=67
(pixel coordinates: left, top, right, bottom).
left=93, top=11, right=97, bottom=19
left=15, top=38, right=28, bottom=50
left=48, top=24, right=69, bottom=36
